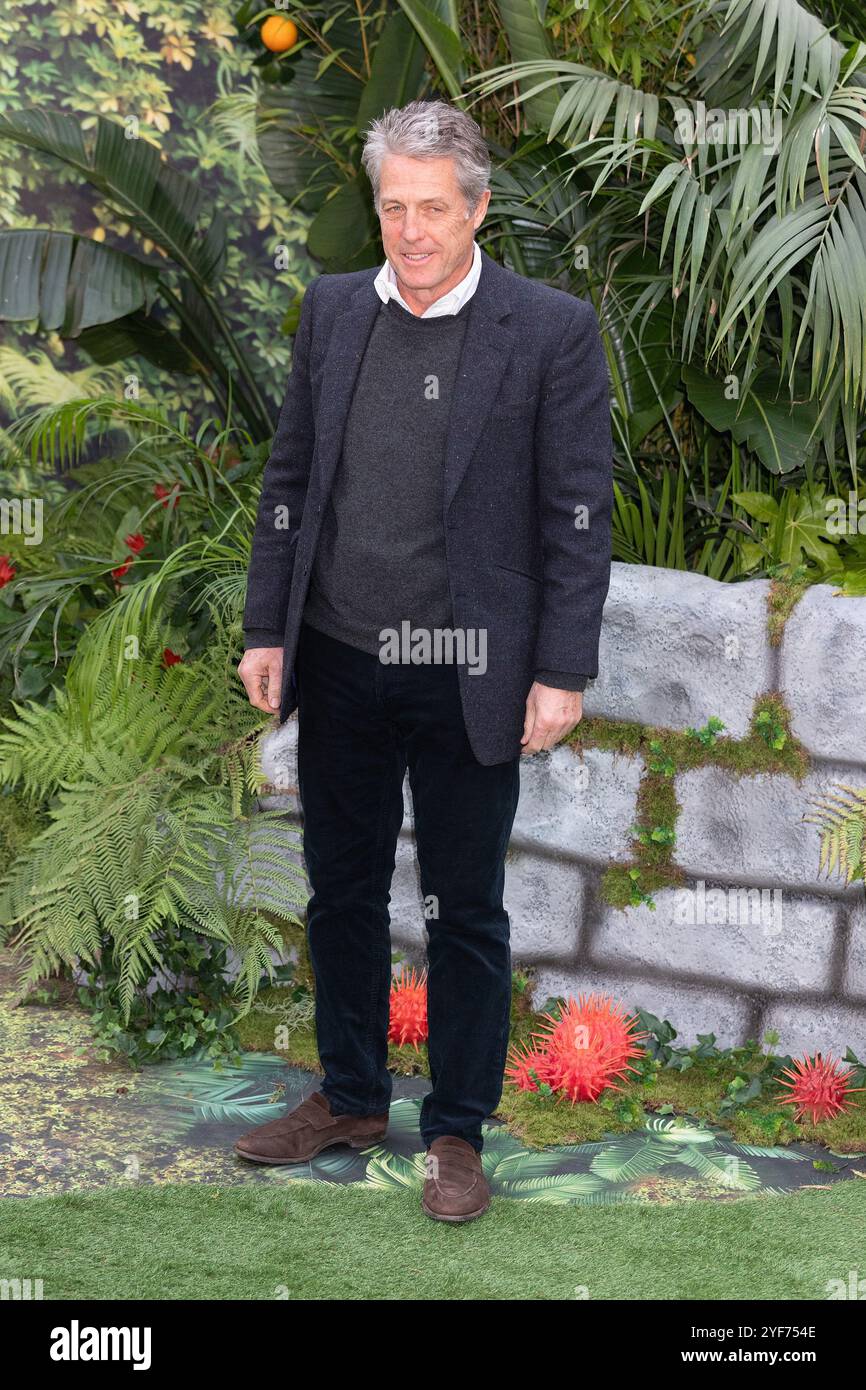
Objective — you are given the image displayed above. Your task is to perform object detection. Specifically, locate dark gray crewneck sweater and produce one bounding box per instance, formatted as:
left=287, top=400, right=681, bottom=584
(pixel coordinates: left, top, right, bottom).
left=302, top=296, right=470, bottom=654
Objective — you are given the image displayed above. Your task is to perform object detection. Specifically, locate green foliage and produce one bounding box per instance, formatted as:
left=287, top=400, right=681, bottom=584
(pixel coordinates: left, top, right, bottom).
left=0, top=787, right=46, bottom=889
left=0, top=105, right=277, bottom=440
left=631, top=822, right=676, bottom=849
left=684, top=368, right=820, bottom=478
left=248, top=1, right=436, bottom=271
left=638, top=1013, right=866, bottom=1139
left=733, top=483, right=838, bottom=569
left=805, top=783, right=866, bottom=883
left=543, top=0, right=690, bottom=93
left=75, top=921, right=244, bottom=1068
left=766, top=568, right=810, bottom=644
left=686, top=716, right=726, bottom=746
left=754, top=706, right=788, bottom=751
left=500, top=1001, right=866, bottom=1150
left=0, top=625, right=307, bottom=1018
left=0, top=2, right=314, bottom=442
left=585, top=695, right=807, bottom=913
left=602, top=862, right=667, bottom=909
left=647, top=738, right=676, bottom=776
left=719, top=1071, right=765, bottom=1115
left=0, top=402, right=262, bottom=709
left=467, top=0, right=866, bottom=584
left=640, top=1011, right=777, bottom=1085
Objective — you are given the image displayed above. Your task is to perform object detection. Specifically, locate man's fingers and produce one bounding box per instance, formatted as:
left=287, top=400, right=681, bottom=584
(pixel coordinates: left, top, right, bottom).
left=264, top=667, right=281, bottom=710
left=238, top=649, right=283, bottom=714
left=522, top=720, right=574, bottom=756
left=242, top=673, right=272, bottom=714
left=524, top=726, right=553, bottom=755
left=520, top=699, right=536, bottom=750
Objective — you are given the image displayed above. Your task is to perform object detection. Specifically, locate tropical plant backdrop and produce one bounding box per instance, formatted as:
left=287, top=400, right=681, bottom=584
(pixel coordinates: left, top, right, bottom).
left=1, top=0, right=866, bottom=1058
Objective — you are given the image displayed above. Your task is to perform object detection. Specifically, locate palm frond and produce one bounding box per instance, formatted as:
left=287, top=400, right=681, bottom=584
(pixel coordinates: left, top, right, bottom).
left=695, top=0, right=845, bottom=108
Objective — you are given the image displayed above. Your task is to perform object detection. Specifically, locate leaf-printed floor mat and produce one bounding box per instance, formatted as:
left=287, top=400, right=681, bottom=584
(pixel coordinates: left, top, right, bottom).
left=3, top=972, right=865, bottom=1203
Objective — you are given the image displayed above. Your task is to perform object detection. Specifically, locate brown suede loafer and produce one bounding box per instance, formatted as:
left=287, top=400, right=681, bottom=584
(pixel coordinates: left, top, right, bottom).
left=422, top=1136, right=491, bottom=1223
left=234, top=1090, right=389, bottom=1164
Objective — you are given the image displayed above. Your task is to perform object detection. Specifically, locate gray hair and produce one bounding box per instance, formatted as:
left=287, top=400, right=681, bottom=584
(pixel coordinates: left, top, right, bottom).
left=361, top=100, right=491, bottom=216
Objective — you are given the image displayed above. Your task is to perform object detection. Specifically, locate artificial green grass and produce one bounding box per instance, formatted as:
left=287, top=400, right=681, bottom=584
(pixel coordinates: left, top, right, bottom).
left=3, top=1178, right=866, bottom=1300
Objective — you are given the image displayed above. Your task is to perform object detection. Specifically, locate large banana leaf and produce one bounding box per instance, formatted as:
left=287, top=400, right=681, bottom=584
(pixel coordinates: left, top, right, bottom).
left=306, top=176, right=379, bottom=270
left=683, top=365, right=819, bottom=474
left=0, top=108, right=227, bottom=286
left=78, top=311, right=202, bottom=374
left=0, top=228, right=160, bottom=335
left=357, top=10, right=430, bottom=130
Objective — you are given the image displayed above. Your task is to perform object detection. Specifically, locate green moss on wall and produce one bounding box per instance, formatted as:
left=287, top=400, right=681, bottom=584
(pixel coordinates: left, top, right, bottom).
left=566, top=693, right=809, bottom=910
left=767, top=571, right=810, bottom=646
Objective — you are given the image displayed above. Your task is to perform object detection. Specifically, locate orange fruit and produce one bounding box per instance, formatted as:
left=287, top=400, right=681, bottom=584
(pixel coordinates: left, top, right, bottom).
left=261, top=15, right=298, bottom=52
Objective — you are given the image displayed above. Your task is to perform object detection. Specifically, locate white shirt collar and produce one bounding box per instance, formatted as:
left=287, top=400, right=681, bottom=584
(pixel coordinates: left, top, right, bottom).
left=373, top=241, right=481, bottom=319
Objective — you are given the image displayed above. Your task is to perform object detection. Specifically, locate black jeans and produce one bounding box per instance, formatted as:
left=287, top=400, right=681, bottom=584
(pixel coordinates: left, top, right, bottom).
left=294, top=619, right=521, bottom=1152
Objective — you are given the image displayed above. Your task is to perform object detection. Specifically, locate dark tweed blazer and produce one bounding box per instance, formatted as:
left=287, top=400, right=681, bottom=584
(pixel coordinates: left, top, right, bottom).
left=242, top=246, right=613, bottom=765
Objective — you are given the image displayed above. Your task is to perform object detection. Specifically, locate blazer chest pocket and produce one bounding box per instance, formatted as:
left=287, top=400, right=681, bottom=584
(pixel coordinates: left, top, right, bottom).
left=493, top=562, right=542, bottom=585
left=493, top=390, right=538, bottom=421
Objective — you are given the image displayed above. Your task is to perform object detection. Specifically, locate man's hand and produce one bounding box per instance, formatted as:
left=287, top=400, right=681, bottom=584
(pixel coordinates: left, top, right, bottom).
left=238, top=646, right=283, bottom=714
left=521, top=681, right=583, bottom=755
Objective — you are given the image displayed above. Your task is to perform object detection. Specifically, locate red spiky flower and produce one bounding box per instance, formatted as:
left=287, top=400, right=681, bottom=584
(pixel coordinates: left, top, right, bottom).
left=387, top=966, right=428, bottom=1049
left=505, top=1040, right=553, bottom=1093
left=776, top=1052, right=865, bottom=1126
left=506, top=993, right=648, bottom=1105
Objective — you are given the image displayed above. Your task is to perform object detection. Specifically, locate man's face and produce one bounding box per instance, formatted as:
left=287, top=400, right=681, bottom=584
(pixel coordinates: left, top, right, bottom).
left=377, top=153, right=490, bottom=309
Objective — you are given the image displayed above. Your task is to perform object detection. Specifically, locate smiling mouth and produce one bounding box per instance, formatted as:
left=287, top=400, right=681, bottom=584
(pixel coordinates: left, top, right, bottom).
left=400, top=251, right=435, bottom=262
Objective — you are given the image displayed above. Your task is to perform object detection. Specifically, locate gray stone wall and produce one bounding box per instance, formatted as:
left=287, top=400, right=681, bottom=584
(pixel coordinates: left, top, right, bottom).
left=258, top=563, right=866, bottom=1056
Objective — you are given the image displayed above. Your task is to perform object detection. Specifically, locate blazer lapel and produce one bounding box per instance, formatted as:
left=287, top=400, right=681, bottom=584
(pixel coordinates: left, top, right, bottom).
left=312, top=275, right=381, bottom=503
left=443, top=249, right=514, bottom=511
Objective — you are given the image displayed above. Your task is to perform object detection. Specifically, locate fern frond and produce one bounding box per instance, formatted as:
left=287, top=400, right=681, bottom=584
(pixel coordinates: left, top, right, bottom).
left=0, top=627, right=306, bottom=1017
left=804, top=783, right=866, bottom=883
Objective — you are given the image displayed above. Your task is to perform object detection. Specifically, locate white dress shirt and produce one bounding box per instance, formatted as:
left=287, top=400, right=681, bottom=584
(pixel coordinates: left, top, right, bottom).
left=373, top=240, right=481, bottom=318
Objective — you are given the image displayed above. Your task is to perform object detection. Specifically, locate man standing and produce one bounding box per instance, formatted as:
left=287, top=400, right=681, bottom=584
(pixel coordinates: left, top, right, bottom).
left=236, top=100, right=613, bottom=1222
